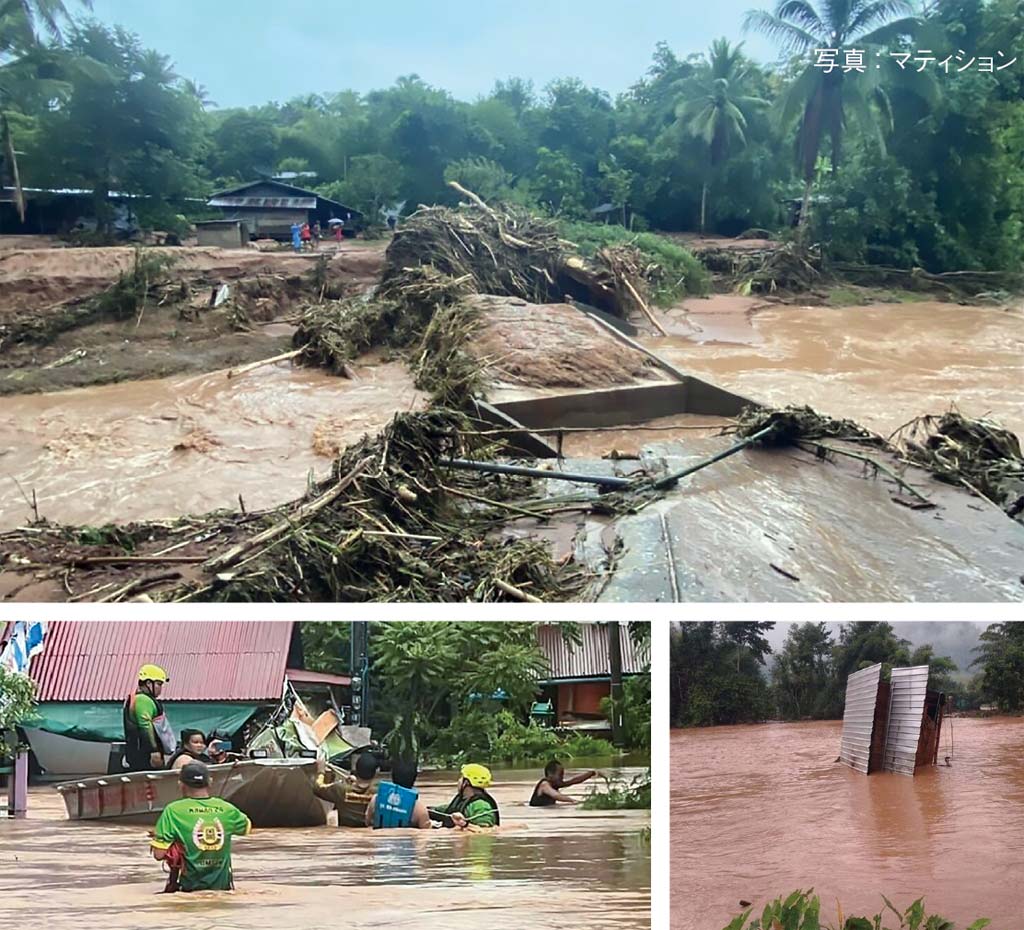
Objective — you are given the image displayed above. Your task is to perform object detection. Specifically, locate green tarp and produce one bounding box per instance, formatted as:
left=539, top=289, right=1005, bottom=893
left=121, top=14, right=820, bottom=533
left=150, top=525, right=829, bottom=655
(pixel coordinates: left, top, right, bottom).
left=27, top=702, right=260, bottom=743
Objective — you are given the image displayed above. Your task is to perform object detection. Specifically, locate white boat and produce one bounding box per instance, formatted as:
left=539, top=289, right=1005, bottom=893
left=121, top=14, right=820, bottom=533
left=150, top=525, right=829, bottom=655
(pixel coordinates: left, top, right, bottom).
left=54, top=758, right=331, bottom=827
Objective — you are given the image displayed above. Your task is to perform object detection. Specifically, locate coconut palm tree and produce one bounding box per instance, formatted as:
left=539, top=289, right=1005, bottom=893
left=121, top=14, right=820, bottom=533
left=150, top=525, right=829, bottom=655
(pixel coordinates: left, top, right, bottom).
left=1, top=0, right=89, bottom=221
left=676, top=38, right=767, bottom=232
left=744, top=0, right=923, bottom=226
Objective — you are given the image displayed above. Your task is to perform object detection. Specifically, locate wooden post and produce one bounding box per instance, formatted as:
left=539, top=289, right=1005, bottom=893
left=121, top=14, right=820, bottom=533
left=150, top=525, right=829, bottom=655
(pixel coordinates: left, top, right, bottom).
left=608, top=622, right=625, bottom=749
left=6, top=750, right=28, bottom=818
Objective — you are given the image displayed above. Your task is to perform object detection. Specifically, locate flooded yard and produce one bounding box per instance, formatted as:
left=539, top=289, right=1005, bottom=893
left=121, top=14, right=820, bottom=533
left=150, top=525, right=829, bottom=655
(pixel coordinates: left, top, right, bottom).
left=671, top=718, right=1024, bottom=929
left=1, top=765, right=650, bottom=930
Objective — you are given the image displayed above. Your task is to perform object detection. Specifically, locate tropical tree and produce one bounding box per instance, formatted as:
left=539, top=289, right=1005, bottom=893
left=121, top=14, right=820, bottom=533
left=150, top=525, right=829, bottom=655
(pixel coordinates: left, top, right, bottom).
left=676, top=38, right=767, bottom=231
left=771, top=622, right=834, bottom=720
left=0, top=0, right=89, bottom=221
left=971, top=622, right=1024, bottom=712
left=369, top=621, right=550, bottom=762
left=744, top=0, right=923, bottom=225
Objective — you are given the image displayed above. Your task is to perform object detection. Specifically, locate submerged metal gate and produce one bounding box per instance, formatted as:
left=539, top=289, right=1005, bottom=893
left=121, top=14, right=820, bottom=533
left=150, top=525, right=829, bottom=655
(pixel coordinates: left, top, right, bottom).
left=883, top=665, right=930, bottom=776
left=839, top=663, right=883, bottom=774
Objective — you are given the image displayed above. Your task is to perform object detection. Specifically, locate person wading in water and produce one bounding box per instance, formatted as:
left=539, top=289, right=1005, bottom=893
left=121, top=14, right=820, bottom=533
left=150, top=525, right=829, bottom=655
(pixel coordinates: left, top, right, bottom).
left=313, top=751, right=380, bottom=828
left=150, top=762, right=252, bottom=892
left=365, top=757, right=432, bottom=829
left=529, top=759, right=599, bottom=806
left=123, top=664, right=173, bottom=771
left=429, top=763, right=500, bottom=829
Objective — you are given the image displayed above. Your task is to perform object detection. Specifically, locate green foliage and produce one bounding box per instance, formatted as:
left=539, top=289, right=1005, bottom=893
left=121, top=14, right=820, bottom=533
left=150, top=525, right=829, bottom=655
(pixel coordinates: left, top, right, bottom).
left=671, top=622, right=775, bottom=727
left=580, top=771, right=651, bottom=810
left=722, top=890, right=990, bottom=930
left=428, top=708, right=619, bottom=767
left=90, top=247, right=177, bottom=321
left=76, top=523, right=137, bottom=551
left=559, top=220, right=710, bottom=300
left=444, top=156, right=516, bottom=203
left=319, top=154, right=404, bottom=218
left=0, top=666, right=37, bottom=760
left=24, top=21, right=206, bottom=219
left=531, top=146, right=585, bottom=216
left=368, top=621, right=550, bottom=763
left=299, top=621, right=351, bottom=676
left=6, top=2, right=1022, bottom=277
left=601, top=670, right=651, bottom=752
left=971, top=622, right=1024, bottom=712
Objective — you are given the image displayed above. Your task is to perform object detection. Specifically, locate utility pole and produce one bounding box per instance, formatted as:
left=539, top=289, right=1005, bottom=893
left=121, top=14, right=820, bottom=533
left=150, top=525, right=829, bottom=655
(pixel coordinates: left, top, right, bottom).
left=349, top=622, right=370, bottom=727
left=608, top=621, right=625, bottom=748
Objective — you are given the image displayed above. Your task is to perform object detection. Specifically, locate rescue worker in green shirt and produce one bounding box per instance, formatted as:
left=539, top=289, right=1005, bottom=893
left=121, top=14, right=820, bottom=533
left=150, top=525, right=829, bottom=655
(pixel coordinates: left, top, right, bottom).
left=429, top=763, right=500, bottom=829
left=150, top=761, right=251, bottom=892
left=123, top=664, right=172, bottom=771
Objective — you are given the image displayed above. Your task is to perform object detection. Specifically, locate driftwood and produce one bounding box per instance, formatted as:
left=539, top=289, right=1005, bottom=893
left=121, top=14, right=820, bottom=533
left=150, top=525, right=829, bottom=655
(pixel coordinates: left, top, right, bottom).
left=227, top=348, right=302, bottom=379
left=203, top=456, right=373, bottom=572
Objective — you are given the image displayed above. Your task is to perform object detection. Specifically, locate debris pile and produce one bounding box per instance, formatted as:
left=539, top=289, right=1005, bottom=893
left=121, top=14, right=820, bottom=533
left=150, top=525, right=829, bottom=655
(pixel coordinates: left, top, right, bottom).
left=891, top=412, right=1024, bottom=519
left=291, top=186, right=663, bottom=386
left=730, top=405, right=882, bottom=447
left=0, top=409, right=592, bottom=602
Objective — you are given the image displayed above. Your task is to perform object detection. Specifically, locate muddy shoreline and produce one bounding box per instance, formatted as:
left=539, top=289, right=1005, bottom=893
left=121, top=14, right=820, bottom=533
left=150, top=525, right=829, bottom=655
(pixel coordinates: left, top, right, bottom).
left=0, top=242, right=386, bottom=395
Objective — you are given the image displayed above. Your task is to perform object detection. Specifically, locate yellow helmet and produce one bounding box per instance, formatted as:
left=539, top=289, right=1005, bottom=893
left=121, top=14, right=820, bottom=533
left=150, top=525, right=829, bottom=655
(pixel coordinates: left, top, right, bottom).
left=460, top=763, right=492, bottom=789
left=137, top=664, right=169, bottom=683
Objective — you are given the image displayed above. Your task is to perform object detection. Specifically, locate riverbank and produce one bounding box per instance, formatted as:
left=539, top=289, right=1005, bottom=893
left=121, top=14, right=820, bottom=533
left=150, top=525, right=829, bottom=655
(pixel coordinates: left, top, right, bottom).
left=671, top=718, right=1024, bottom=930
left=0, top=242, right=386, bottom=395
left=1, top=765, right=651, bottom=930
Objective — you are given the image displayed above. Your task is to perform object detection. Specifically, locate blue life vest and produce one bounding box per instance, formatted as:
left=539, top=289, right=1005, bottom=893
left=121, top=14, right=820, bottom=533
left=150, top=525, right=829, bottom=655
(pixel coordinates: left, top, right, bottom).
left=374, top=781, right=418, bottom=829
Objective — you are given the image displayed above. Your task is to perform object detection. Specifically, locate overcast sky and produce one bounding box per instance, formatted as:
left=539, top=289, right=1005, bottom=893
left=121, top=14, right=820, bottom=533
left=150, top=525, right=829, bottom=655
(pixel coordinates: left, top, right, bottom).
left=767, top=622, right=988, bottom=671
left=86, top=0, right=779, bottom=107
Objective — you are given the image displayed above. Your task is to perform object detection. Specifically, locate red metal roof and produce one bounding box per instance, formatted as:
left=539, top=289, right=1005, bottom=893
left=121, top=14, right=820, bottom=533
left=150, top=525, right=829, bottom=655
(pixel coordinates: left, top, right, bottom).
left=29, top=621, right=296, bottom=702
left=285, top=667, right=351, bottom=687
left=537, top=623, right=648, bottom=681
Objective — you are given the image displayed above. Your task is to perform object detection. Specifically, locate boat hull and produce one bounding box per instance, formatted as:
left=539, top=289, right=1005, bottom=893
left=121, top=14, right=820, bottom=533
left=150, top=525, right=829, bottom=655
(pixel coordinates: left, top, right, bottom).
left=54, top=759, right=330, bottom=827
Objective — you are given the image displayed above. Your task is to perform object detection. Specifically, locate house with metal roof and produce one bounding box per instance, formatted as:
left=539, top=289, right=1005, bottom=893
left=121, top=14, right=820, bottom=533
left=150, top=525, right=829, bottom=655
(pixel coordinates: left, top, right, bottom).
left=12, top=620, right=349, bottom=777
left=535, top=623, right=648, bottom=733
left=206, top=178, right=363, bottom=240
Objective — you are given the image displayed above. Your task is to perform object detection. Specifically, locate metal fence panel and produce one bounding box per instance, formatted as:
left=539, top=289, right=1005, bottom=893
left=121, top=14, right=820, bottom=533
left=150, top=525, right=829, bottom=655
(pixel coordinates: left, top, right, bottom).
left=839, top=663, right=882, bottom=774
left=883, top=665, right=930, bottom=776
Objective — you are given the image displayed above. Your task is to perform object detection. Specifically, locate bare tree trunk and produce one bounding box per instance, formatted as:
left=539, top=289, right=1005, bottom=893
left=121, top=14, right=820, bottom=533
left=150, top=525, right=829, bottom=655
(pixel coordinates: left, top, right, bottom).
left=797, top=176, right=815, bottom=240
left=1, top=112, right=26, bottom=223
left=699, top=182, right=708, bottom=234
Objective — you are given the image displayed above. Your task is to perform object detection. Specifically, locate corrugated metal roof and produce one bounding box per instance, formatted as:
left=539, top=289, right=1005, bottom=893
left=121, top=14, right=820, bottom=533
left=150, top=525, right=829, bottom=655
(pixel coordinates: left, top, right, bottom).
left=537, top=623, right=648, bottom=681
left=208, top=195, right=317, bottom=209
left=884, top=665, right=929, bottom=776
left=28, top=622, right=295, bottom=702
left=839, top=663, right=882, bottom=774
left=285, top=668, right=351, bottom=687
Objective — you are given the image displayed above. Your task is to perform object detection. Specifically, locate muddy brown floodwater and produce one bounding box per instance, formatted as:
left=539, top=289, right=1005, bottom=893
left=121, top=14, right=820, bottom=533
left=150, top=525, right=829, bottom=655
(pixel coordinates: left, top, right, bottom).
left=648, top=299, right=1024, bottom=434
left=0, top=765, right=650, bottom=930
left=671, top=718, right=1024, bottom=930
left=0, top=357, right=422, bottom=530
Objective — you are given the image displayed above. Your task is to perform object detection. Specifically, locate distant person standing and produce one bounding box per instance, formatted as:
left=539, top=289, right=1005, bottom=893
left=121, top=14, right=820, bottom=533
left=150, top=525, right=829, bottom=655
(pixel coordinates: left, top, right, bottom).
left=123, top=664, right=173, bottom=771
left=311, top=221, right=321, bottom=250
left=150, top=762, right=252, bottom=892
left=300, top=222, right=312, bottom=251
left=290, top=222, right=302, bottom=253
left=386, top=214, right=397, bottom=235
left=334, top=220, right=344, bottom=246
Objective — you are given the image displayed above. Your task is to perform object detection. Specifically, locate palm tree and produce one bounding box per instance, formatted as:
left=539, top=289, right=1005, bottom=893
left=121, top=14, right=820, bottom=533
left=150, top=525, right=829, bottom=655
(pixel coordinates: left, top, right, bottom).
left=1, top=0, right=89, bottom=221
left=744, top=0, right=922, bottom=226
left=676, top=39, right=766, bottom=233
